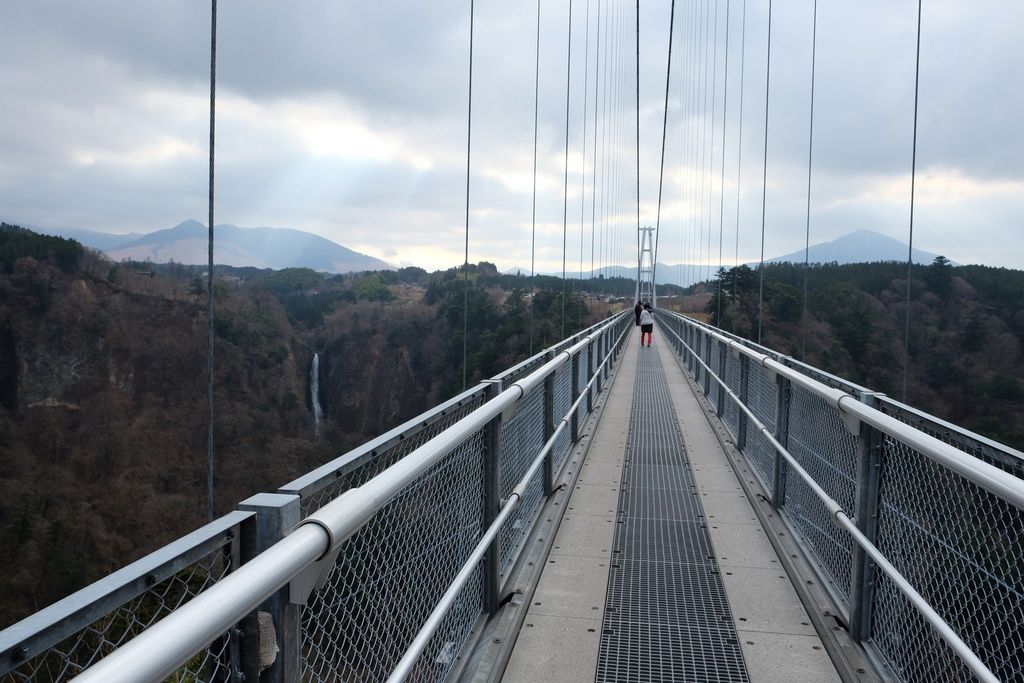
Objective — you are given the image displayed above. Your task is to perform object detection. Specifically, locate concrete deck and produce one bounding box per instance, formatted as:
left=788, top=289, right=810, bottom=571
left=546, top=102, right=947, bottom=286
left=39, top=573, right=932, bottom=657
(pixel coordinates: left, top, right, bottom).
left=503, top=330, right=840, bottom=682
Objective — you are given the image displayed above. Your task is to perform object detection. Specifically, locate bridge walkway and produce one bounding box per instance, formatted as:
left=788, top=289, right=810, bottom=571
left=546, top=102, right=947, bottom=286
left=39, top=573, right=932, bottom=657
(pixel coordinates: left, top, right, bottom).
left=504, top=328, right=840, bottom=682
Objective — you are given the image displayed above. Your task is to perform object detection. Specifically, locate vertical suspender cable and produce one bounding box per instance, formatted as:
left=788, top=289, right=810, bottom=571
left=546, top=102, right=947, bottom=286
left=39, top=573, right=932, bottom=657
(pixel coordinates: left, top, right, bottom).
left=756, top=0, right=773, bottom=345
left=205, top=0, right=217, bottom=524
left=716, top=0, right=732, bottom=327
left=698, top=0, right=710, bottom=287
left=902, top=0, right=923, bottom=402
left=705, top=0, right=718, bottom=285
left=579, top=0, right=591, bottom=328
left=529, top=0, right=542, bottom=356
left=801, top=0, right=819, bottom=360
left=561, top=0, right=574, bottom=339
left=635, top=0, right=641, bottom=291
left=732, top=0, right=746, bottom=333
left=652, top=0, right=677, bottom=289
left=591, top=0, right=602, bottom=282
left=462, top=0, right=475, bottom=391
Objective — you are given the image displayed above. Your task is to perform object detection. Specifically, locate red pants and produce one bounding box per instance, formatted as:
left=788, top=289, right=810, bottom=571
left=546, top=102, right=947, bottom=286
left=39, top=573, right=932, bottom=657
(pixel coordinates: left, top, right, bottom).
left=640, top=324, right=653, bottom=346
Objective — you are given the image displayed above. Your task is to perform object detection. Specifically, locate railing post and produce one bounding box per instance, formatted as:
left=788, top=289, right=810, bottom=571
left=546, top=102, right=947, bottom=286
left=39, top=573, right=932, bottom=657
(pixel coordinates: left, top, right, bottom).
left=481, top=379, right=504, bottom=615
left=850, top=392, right=885, bottom=642
left=716, top=342, right=727, bottom=417
left=571, top=352, right=580, bottom=442
left=702, top=333, right=712, bottom=396
left=586, top=339, right=594, bottom=414
left=543, top=352, right=556, bottom=496
left=737, top=354, right=750, bottom=450
left=771, top=375, right=792, bottom=508
left=238, top=493, right=302, bottom=683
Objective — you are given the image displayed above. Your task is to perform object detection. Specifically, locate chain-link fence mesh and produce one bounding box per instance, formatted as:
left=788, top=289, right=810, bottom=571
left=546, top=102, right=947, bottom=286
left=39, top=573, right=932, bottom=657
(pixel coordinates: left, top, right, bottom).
left=707, top=338, right=721, bottom=409
left=2, top=544, right=238, bottom=683
left=297, top=393, right=487, bottom=516
left=744, top=362, right=778, bottom=493
left=879, top=399, right=1024, bottom=481
left=722, top=349, right=741, bottom=439
left=576, top=347, right=589, bottom=431
left=498, top=384, right=546, bottom=571
left=301, top=431, right=485, bottom=683
left=784, top=385, right=858, bottom=602
left=552, top=366, right=574, bottom=476
left=871, top=436, right=1024, bottom=682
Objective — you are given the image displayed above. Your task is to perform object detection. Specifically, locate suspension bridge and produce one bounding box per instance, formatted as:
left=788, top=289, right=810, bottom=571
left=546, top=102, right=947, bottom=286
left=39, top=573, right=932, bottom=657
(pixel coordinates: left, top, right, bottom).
left=2, top=1, right=1023, bottom=682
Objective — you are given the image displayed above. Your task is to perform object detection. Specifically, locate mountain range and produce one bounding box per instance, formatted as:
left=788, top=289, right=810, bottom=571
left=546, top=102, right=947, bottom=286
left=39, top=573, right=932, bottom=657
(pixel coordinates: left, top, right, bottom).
left=509, top=229, right=947, bottom=286
left=38, top=220, right=393, bottom=274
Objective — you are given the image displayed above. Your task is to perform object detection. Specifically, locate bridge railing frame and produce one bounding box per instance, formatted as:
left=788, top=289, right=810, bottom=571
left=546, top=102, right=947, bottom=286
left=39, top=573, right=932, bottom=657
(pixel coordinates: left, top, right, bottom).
left=0, top=511, right=253, bottom=681
left=658, top=310, right=1024, bottom=683
left=19, top=311, right=630, bottom=682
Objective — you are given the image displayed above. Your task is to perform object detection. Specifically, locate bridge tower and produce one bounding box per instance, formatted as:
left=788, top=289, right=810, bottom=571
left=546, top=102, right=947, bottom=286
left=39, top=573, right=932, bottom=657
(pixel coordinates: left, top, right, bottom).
left=635, top=225, right=656, bottom=307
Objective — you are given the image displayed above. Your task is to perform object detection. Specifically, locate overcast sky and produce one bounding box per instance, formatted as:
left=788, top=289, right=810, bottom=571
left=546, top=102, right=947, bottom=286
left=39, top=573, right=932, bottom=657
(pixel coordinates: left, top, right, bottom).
left=1, top=1, right=1021, bottom=273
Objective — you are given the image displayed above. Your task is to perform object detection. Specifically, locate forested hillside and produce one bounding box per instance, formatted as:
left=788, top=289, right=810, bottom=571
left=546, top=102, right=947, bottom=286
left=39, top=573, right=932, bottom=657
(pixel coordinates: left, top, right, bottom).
left=706, top=258, right=1024, bottom=448
left=0, top=224, right=606, bottom=626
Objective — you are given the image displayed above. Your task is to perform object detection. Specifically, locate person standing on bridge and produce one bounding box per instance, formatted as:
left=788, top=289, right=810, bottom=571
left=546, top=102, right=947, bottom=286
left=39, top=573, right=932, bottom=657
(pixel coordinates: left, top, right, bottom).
left=634, top=300, right=643, bottom=326
left=639, top=303, right=654, bottom=347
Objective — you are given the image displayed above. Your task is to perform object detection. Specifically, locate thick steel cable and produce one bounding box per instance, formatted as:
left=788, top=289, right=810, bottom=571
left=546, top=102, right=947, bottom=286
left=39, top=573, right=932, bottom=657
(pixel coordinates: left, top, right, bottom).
left=902, top=0, right=923, bottom=402
left=715, top=0, right=732, bottom=327
left=462, top=0, right=475, bottom=391
left=561, top=0, right=574, bottom=339
left=529, top=0, right=542, bottom=356
left=205, top=0, right=217, bottom=524
left=652, top=0, right=676, bottom=298
left=756, top=0, right=772, bottom=345
left=578, top=0, right=591, bottom=328
left=801, top=0, right=819, bottom=361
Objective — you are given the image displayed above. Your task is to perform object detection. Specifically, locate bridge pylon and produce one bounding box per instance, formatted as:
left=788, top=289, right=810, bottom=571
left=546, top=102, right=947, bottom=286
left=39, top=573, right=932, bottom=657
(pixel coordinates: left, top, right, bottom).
left=635, top=225, right=656, bottom=307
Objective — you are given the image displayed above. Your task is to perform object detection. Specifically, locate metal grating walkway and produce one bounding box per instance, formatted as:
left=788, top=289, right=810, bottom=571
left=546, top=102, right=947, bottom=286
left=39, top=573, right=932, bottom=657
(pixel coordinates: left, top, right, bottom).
left=595, top=347, right=750, bottom=682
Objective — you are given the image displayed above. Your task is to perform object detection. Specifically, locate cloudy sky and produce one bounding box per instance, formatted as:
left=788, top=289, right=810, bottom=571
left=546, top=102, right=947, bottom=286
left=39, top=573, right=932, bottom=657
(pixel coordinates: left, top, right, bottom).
left=1, top=1, right=1021, bottom=273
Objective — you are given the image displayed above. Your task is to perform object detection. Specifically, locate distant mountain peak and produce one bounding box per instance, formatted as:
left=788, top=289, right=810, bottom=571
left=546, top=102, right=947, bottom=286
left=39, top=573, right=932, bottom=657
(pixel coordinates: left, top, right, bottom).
left=766, top=229, right=947, bottom=266
left=38, top=220, right=394, bottom=274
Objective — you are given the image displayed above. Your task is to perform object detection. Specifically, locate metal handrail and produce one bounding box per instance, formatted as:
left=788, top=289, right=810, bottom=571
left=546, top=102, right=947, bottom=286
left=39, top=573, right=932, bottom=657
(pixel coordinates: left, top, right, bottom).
left=662, top=311, right=1024, bottom=509
left=74, top=311, right=629, bottom=682
left=0, top=511, right=252, bottom=676
left=387, top=314, right=632, bottom=682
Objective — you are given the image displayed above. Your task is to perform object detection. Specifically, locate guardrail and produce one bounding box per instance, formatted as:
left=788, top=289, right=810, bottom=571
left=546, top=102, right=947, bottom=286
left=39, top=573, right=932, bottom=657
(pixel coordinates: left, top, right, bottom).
left=0, top=310, right=631, bottom=682
left=658, top=310, right=1024, bottom=683
left=0, top=512, right=252, bottom=682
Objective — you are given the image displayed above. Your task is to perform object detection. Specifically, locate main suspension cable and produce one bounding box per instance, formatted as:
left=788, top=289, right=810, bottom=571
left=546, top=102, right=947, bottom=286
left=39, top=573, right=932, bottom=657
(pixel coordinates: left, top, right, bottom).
left=902, top=0, right=923, bottom=402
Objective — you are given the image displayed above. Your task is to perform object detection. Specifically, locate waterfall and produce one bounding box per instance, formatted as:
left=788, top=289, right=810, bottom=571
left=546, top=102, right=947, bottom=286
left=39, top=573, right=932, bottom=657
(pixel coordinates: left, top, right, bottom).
left=311, top=353, right=324, bottom=437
